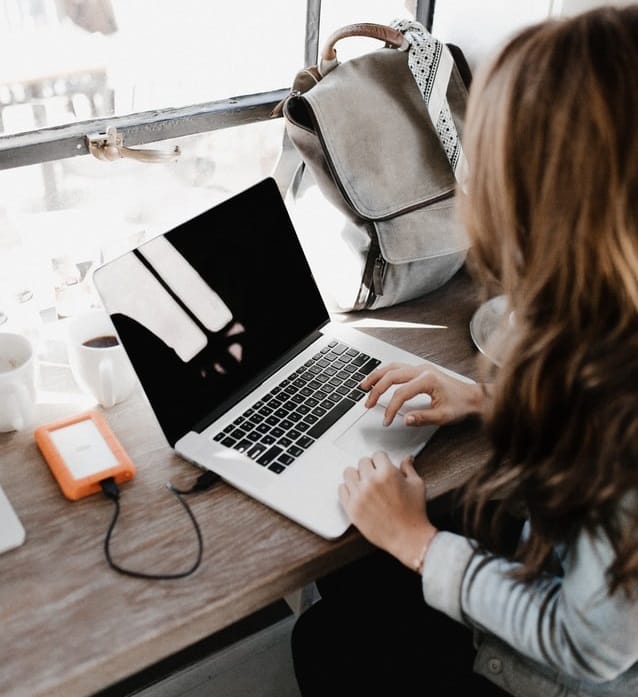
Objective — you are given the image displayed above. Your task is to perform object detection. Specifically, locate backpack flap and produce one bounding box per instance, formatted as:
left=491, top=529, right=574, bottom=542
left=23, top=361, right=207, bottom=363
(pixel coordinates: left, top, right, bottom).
left=286, top=47, right=457, bottom=220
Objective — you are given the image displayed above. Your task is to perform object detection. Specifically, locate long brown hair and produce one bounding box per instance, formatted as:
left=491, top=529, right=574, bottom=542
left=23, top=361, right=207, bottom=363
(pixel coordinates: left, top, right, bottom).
left=459, top=6, right=638, bottom=595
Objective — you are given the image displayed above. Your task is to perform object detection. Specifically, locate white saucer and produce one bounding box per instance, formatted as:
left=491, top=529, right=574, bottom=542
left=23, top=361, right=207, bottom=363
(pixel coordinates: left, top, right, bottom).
left=469, top=295, right=510, bottom=366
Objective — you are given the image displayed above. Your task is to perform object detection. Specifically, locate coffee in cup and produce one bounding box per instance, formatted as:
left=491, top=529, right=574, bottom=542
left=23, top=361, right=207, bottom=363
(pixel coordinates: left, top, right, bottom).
left=67, top=310, right=137, bottom=408
left=82, top=335, right=119, bottom=349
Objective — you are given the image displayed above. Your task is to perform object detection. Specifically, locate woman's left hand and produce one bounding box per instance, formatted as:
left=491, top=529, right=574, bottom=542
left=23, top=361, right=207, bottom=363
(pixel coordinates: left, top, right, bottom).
left=338, top=452, right=438, bottom=572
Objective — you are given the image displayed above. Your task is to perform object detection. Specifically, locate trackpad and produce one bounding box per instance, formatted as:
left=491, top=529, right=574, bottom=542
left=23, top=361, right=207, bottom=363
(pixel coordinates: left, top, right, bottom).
left=334, top=407, right=437, bottom=464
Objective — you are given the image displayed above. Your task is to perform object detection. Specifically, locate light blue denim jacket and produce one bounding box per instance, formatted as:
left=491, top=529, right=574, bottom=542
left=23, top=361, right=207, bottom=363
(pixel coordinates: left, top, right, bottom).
left=422, top=504, right=638, bottom=697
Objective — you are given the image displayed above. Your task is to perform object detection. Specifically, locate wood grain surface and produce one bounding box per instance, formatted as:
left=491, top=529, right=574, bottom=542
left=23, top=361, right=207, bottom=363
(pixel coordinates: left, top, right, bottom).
left=0, top=268, right=490, bottom=697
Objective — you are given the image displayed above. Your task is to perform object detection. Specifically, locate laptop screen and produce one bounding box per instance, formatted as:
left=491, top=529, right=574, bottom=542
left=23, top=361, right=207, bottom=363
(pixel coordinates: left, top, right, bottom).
left=93, top=178, right=330, bottom=446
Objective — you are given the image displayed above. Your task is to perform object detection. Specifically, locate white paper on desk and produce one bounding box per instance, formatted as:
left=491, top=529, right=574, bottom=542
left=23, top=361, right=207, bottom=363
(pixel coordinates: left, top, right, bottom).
left=0, top=484, right=25, bottom=554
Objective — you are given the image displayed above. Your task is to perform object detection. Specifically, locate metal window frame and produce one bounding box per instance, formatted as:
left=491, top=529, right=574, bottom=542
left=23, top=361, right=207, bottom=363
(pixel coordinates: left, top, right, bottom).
left=0, top=0, right=434, bottom=171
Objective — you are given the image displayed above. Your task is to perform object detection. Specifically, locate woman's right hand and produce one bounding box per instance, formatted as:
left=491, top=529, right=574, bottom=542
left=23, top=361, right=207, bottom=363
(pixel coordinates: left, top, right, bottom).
left=360, top=362, right=489, bottom=427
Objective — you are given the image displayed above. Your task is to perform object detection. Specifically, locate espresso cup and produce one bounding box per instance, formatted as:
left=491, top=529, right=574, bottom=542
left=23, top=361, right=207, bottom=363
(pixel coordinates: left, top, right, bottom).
left=0, top=332, right=36, bottom=432
left=67, top=310, right=137, bottom=408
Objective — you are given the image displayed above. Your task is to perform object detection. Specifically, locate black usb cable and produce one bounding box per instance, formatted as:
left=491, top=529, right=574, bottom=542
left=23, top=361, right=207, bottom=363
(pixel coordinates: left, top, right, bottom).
left=100, top=470, right=220, bottom=580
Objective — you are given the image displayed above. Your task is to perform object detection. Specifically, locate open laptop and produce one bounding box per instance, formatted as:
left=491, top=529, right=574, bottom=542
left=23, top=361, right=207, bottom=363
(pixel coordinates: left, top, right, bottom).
left=93, top=177, right=469, bottom=539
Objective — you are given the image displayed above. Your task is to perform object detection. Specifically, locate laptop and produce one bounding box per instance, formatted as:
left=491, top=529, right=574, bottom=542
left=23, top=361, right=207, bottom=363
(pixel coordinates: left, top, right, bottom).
left=93, top=177, right=470, bottom=539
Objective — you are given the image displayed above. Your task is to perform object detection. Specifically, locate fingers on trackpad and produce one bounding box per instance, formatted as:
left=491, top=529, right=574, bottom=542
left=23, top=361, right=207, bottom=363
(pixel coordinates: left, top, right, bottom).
left=334, top=407, right=437, bottom=462
left=377, top=387, right=432, bottom=413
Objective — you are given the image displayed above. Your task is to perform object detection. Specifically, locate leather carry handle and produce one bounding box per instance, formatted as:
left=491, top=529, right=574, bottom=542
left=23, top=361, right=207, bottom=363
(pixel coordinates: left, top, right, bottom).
left=319, top=22, right=408, bottom=76
left=321, top=22, right=407, bottom=61
left=271, top=22, right=409, bottom=116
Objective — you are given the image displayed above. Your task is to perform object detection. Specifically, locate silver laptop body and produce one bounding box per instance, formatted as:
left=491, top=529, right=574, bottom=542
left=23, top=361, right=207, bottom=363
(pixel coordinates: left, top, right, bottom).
left=93, top=178, right=468, bottom=539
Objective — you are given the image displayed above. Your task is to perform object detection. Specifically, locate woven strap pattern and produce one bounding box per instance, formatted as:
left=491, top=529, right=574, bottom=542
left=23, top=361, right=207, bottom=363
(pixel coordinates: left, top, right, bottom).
left=391, top=18, right=467, bottom=184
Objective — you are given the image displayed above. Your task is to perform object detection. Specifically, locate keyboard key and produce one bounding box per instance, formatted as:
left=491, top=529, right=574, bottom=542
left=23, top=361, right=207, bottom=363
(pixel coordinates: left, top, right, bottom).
left=320, top=398, right=337, bottom=410
left=359, top=358, right=381, bottom=374
left=288, top=428, right=302, bottom=440
left=229, top=427, right=248, bottom=440
left=307, top=398, right=357, bottom=439
left=257, top=446, right=283, bottom=467
left=213, top=432, right=225, bottom=442
left=268, top=462, right=286, bottom=474
left=234, top=439, right=253, bottom=453
left=297, top=435, right=314, bottom=449
left=278, top=436, right=293, bottom=448
left=279, top=453, right=294, bottom=465
left=248, top=443, right=267, bottom=459
left=349, top=388, right=367, bottom=401
left=288, top=445, right=304, bottom=458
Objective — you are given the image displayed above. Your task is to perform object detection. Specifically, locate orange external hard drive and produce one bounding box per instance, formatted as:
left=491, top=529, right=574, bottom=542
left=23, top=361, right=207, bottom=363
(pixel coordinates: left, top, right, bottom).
left=35, top=410, right=135, bottom=500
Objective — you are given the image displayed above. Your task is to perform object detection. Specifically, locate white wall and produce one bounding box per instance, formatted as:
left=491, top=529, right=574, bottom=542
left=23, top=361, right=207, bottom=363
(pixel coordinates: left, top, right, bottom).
left=433, top=0, right=635, bottom=71
left=551, top=0, right=637, bottom=16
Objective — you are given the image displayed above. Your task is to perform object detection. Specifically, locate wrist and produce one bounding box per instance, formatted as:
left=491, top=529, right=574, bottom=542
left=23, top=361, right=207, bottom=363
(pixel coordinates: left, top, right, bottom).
left=405, top=526, right=438, bottom=575
left=469, top=383, right=491, bottom=418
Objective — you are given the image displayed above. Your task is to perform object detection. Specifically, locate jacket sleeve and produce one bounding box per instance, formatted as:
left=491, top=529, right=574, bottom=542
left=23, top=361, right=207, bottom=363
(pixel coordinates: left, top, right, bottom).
left=421, top=518, right=638, bottom=683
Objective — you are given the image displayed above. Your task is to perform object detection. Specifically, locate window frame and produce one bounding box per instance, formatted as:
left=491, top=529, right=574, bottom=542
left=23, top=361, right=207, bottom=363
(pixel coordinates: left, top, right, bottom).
left=0, top=0, right=434, bottom=170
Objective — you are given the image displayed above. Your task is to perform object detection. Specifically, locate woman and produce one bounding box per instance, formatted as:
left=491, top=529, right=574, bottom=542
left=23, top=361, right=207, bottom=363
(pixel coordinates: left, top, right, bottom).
left=291, top=7, right=638, bottom=697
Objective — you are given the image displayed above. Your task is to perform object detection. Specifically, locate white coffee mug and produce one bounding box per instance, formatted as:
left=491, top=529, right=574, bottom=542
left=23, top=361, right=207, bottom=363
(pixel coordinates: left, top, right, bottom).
left=67, top=310, right=138, bottom=408
left=0, top=332, right=36, bottom=432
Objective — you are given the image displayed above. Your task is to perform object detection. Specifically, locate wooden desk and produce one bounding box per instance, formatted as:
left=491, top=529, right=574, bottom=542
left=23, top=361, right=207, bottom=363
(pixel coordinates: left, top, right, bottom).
left=0, top=269, right=490, bottom=697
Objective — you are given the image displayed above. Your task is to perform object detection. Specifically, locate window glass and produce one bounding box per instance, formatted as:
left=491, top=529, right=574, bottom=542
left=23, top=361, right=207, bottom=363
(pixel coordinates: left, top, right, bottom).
left=0, top=118, right=284, bottom=332
left=318, top=0, right=415, bottom=64
left=0, top=0, right=306, bottom=135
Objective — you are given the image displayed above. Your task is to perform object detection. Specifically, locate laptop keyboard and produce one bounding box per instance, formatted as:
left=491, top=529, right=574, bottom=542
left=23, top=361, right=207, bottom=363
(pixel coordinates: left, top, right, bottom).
left=212, top=340, right=381, bottom=474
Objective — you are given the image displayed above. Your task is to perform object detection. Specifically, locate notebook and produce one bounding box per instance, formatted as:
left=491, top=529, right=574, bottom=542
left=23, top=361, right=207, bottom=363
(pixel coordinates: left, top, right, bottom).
left=92, top=177, right=470, bottom=539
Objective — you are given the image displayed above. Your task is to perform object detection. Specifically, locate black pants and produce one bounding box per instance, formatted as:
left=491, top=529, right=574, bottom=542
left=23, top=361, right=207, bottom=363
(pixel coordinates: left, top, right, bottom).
left=291, top=495, right=515, bottom=697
